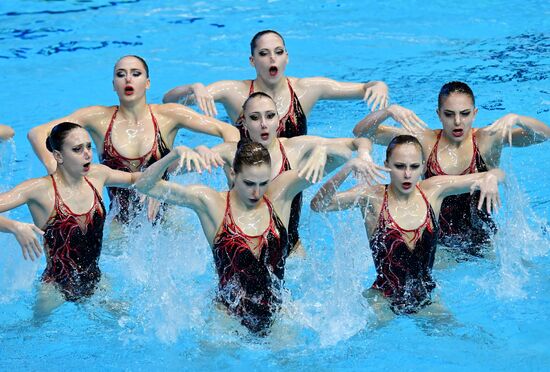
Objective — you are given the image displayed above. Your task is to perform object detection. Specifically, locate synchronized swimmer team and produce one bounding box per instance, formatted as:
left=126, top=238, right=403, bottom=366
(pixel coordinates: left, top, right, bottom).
left=0, top=30, right=549, bottom=334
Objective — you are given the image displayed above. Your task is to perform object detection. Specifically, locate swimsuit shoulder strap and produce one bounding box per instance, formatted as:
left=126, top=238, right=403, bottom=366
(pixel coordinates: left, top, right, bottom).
left=277, top=139, right=291, bottom=174
left=249, top=80, right=255, bottom=95
left=103, top=106, right=119, bottom=148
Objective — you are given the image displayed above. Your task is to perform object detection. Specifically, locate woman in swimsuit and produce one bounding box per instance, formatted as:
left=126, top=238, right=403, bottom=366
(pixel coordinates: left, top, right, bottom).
left=206, top=92, right=384, bottom=253
left=353, top=81, right=549, bottom=254
left=0, top=122, right=184, bottom=319
left=27, top=55, right=239, bottom=224
left=163, top=30, right=389, bottom=138
left=135, top=140, right=332, bottom=334
left=0, top=124, right=15, bottom=140
left=311, top=135, right=505, bottom=315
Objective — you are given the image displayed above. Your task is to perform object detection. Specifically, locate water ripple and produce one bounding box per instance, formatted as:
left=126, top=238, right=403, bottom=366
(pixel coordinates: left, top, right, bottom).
left=1, top=0, right=141, bottom=17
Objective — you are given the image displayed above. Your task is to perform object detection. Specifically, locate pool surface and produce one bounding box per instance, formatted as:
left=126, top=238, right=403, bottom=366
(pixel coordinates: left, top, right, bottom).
left=1, top=0, right=549, bottom=370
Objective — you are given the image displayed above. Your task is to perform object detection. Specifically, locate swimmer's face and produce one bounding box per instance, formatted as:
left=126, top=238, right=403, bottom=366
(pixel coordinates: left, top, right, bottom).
left=250, top=32, right=288, bottom=82
left=243, top=97, right=279, bottom=146
left=55, top=128, right=93, bottom=176
left=385, top=143, right=424, bottom=194
left=437, top=92, right=478, bottom=143
left=113, top=56, right=150, bottom=102
left=232, top=163, right=271, bottom=207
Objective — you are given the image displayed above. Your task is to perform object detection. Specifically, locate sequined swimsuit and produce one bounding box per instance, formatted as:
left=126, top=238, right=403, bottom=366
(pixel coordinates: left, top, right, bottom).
left=369, top=186, right=438, bottom=314
left=101, top=106, right=170, bottom=223
left=212, top=192, right=289, bottom=333
left=42, top=176, right=106, bottom=301
left=235, top=79, right=307, bottom=138
left=425, top=130, right=496, bottom=254
left=275, top=140, right=302, bottom=251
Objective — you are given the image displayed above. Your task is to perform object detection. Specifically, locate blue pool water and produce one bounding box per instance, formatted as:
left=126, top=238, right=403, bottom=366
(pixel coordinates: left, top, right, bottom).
left=1, top=0, right=549, bottom=370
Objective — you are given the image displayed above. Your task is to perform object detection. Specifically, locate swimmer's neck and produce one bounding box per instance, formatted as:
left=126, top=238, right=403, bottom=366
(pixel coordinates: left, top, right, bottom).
left=54, top=169, right=86, bottom=188
left=229, top=189, right=264, bottom=212
left=388, top=184, right=418, bottom=203
left=118, top=97, right=149, bottom=122
left=266, top=137, right=280, bottom=153
left=253, top=77, right=287, bottom=97
left=440, top=129, right=473, bottom=149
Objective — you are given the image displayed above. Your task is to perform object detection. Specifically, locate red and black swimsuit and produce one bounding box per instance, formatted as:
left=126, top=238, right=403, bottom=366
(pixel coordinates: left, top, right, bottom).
left=235, top=79, right=308, bottom=139
left=425, top=130, right=496, bottom=254
left=212, top=192, right=289, bottom=333
left=369, top=186, right=438, bottom=314
left=101, top=106, right=170, bottom=223
left=42, top=176, right=106, bottom=301
left=276, top=140, right=302, bottom=251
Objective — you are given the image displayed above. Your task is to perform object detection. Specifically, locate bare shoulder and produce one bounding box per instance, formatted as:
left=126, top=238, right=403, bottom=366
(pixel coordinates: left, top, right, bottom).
left=292, top=76, right=327, bottom=90
left=73, top=105, right=117, bottom=128
left=19, top=176, right=52, bottom=199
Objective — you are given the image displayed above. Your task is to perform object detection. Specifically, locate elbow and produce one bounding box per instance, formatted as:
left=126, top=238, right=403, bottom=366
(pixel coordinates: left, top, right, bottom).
left=134, top=176, right=150, bottom=193
left=1, top=126, right=15, bottom=140
left=352, top=125, right=363, bottom=137
left=310, top=198, right=323, bottom=213
left=162, top=93, right=172, bottom=104
left=27, top=127, right=38, bottom=144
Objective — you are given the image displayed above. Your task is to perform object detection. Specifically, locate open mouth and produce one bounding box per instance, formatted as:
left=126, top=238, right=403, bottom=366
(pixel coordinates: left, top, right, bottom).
left=249, top=198, right=259, bottom=204
left=402, top=182, right=412, bottom=190
left=452, top=129, right=464, bottom=137
left=83, top=162, right=91, bottom=171
left=269, top=66, right=278, bottom=77
left=260, top=133, right=269, bottom=140
left=124, top=86, right=134, bottom=96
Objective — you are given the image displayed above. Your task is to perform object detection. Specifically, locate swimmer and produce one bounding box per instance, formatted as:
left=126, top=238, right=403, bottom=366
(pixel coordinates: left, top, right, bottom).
left=311, top=135, right=505, bottom=315
left=135, top=140, right=376, bottom=334
left=0, top=123, right=190, bottom=320
left=204, top=92, right=382, bottom=254
left=27, top=55, right=239, bottom=225
left=353, top=81, right=549, bottom=254
left=163, top=30, right=389, bottom=138
left=0, top=124, right=15, bottom=140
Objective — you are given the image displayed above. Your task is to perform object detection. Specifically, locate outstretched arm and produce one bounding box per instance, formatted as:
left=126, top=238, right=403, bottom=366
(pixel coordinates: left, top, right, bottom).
left=0, top=124, right=15, bottom=140
left=424, top=168, right=506, bottom=215
left=0, top=180, right=45, bottom=261
left=166, top=103, right=240, bottom=142
left=297, top=78, right=389, bottom=112
left=27, top=107, right=97, bottom=174
left=163, top=82, right=220, bottom=118
left=353, top=104, right=428, bottom=145
left=482, top=113, right=550, bottom=147
left=310, top=158, right=377, bottom=212
left=135, top=146, right=207, bottom=208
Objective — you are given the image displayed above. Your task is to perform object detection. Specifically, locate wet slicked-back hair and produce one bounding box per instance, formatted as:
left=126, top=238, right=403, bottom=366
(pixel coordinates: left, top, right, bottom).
left=386, top=135, right=424, bottom=161
left=233, top=139, right=271, bottom=174
left=115, top=55, right=149, bottom=78
left=46, top=122, right=83, bottom=153
left=250, top=30, right=286, bottom=55
left=438, top=81, right=475, bottom=109
left=242, top=91, right=277, bottom=113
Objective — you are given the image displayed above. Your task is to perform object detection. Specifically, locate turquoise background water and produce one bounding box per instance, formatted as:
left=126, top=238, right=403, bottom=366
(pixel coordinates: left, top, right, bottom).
left=0, top=1, right=549, bottom=370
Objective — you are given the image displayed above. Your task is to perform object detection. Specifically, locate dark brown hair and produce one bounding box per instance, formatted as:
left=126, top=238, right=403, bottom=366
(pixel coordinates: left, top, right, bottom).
left=115, top=55, right=149, bottom=78
left=250, top=30, right=285, bottom=55
left=233, top=139, right=271, bottom=174
left=438, top=81, right=475, bottom=109
left=46, top=122, right=83, bottom=152
left=242, top=91, right=276, bottom=113
left=386, top=135, right=424, bottom=161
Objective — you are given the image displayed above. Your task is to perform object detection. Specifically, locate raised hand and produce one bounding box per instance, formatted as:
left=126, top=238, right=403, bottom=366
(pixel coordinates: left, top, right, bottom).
left=387, top=104, right=428, bottom=134
left=364, top=81, right=389, bottom=112
left=192, top=83, right=218, bottom=117
left=471, top=170, right=502, bottom=214
left=348, top=156, right=389, bottom=186
left=485, top=113, right=521, bottom=146
left=13, top=222, right=44, bottom=261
